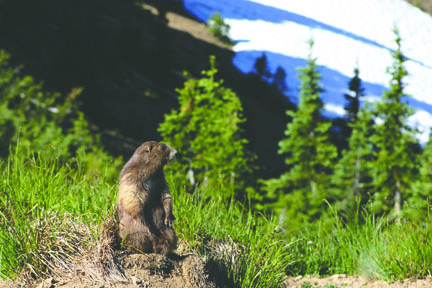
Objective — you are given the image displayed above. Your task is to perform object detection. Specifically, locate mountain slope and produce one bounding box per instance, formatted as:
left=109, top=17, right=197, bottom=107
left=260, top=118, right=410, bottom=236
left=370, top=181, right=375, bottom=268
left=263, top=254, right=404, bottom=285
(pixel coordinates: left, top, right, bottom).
left=183, top=0, right=432, bottom=143
left=0, top=0, right=295, bottom=179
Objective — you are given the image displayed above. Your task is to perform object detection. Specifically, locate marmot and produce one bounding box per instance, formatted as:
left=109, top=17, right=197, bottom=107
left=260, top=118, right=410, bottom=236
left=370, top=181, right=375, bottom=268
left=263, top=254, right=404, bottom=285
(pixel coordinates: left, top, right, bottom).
left=117, top=141, right=178, bottom=254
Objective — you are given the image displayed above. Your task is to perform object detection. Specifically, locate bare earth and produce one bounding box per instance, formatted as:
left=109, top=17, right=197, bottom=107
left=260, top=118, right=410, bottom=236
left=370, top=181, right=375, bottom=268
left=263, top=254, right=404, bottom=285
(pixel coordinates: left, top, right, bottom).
left=2, top=263, right=432, bottom=288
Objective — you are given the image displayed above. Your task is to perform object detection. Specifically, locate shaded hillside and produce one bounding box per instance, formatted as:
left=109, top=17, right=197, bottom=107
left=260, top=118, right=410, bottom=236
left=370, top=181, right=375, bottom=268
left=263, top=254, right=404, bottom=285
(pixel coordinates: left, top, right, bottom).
left=0, top=0, right=296, bottom=179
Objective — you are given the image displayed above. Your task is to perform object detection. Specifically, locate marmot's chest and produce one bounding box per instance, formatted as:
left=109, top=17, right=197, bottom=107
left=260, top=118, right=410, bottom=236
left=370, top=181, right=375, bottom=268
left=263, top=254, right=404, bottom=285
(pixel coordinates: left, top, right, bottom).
left=138, top=178, right=165, bottom=201
left=139, top=177, right=160, bottom=193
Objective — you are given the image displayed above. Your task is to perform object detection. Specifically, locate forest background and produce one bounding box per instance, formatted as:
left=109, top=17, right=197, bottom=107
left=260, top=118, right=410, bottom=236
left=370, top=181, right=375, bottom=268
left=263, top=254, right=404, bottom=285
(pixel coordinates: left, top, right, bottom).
left=1, top=0, right=432, bottom=286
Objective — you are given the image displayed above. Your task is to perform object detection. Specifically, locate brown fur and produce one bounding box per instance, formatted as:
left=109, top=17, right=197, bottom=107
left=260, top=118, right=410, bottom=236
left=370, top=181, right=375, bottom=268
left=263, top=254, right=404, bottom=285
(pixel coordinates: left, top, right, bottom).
left=117, top=141, right=178, bottom=254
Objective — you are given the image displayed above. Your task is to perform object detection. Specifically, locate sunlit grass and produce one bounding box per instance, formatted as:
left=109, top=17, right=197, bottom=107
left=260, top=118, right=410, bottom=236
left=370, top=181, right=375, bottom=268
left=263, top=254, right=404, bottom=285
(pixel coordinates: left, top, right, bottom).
left=2, top=144, right=431, bottom=286
left=170, top=179, right=294, bottom=288
left=287, top=206, right=432, bottom=282
left=0, top=146, right=293, bottom=287
left=0, top=145, right=116, bottom=279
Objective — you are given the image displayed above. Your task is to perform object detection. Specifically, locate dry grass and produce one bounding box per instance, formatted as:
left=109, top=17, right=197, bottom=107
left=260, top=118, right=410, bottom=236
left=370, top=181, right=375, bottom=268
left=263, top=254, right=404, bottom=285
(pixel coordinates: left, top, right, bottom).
left=18, top=212, right=126, bottom=285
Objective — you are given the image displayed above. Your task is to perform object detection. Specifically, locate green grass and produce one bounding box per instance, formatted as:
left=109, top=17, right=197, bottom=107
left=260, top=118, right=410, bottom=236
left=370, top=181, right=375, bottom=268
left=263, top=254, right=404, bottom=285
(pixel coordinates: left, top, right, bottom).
left=0, top=146, right=293, bottom=287
left=0, top=145, right=116, bottom=279
left=170, top=179, right=294, bottom=287
left=288, top=207, right=432, bottom=282
left=1, top=145, right=432, bottom=286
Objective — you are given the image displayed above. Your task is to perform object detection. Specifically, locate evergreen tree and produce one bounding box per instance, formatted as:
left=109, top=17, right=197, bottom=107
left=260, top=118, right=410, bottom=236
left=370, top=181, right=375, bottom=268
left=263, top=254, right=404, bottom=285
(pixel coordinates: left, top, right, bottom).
left=371, top=27, right=420, bottom=216
left=344, top=66, right=365, bottom=123
left=206, top=12, right=233, bottom=46
left=329, top=67, right=366, bottom=155
left=272, top=66, right=288, bottom=92
left=330, top=103, right=376, bottom=216
left=263, top=39, right=337, bottom=225
left=406, top=131, right=432, bottom=219
left=158, top=56, right=255, bottom=199
left=253, top=53, right=271, bottom=81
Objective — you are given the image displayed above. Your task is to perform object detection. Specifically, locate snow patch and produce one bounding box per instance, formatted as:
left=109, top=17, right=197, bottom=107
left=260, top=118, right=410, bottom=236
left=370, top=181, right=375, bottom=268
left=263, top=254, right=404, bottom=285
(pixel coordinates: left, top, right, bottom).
left=183, top=0, right=432, bottom=143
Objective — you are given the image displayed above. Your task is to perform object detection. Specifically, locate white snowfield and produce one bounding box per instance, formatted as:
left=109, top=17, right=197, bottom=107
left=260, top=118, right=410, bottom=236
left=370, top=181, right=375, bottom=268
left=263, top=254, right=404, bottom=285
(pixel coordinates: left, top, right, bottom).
left=183, top=0, right=432, bottom=143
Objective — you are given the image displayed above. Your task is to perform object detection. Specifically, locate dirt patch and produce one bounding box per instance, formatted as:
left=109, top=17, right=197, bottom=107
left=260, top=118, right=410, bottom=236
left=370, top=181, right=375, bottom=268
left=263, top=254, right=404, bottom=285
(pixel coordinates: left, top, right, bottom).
left=115, top=249, right=213, bottom=288
left=3, top=272, right=432, bottom=288
left=0, top=212, right=221, bottom=288
left=142, top=2, right=230, bottom=49
left=165, top=11, right=229, bottom=49
left=0, top=241, right=216, bottom=288
left=284, top=274, right=432, bottom=288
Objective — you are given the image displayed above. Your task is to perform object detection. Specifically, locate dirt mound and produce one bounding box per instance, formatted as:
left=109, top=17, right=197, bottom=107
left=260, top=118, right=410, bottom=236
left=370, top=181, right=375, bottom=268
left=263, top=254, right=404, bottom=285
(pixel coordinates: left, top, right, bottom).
left=0, top=243, right=215, bottom=288
left=118, top=251, right=212, bottom=288
left=57, top=251, right=213, bottom=288
left=0, top=214, right=221, bottom=288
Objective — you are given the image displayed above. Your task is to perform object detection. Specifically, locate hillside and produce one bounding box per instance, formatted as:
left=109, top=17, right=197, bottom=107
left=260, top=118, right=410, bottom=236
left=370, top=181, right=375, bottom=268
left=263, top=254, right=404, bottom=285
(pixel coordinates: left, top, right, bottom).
left=182, top=0, right=432, bottom=145
left=406, top=0, right=432, bottom=14
left=0, top=0, right=295, bottom=179
left=0, top=0, right=430, bottom=180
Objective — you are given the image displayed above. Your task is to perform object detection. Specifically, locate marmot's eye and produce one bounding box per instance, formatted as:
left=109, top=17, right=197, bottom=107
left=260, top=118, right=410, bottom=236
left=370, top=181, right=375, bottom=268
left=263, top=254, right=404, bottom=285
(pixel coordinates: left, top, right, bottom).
left=159, top=145, right=167, bottom=151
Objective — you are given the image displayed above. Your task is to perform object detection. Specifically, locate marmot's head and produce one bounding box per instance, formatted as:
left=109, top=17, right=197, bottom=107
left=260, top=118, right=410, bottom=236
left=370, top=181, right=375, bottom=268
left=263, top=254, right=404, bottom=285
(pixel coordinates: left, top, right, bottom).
left=134, top=141, right=177, bottom=166
left=120, top=141, right=177, bottom=181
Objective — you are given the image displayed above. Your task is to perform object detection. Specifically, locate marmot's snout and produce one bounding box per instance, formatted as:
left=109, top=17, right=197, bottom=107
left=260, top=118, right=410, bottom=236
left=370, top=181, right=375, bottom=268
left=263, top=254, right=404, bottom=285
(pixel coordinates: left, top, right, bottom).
left=168, top=148, right=177, bottom=162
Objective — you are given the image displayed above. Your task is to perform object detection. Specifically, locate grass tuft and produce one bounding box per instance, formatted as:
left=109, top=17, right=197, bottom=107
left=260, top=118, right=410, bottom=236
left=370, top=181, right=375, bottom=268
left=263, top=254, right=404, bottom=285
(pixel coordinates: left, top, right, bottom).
left=0, top=145, right=117, bottom=282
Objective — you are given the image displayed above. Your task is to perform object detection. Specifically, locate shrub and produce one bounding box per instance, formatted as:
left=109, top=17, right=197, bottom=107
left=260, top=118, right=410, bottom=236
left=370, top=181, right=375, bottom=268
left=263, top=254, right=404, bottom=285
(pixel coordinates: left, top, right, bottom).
left=0, top=50, right=121, bottom=181
left=207, top=13, right=233, bottom=46
left=158, top=56, right=255, bottom=200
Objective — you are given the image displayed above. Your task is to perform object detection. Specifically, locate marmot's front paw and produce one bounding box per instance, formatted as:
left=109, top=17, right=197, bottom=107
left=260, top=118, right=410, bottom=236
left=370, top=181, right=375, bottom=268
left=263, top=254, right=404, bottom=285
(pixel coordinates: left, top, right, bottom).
left=165, top=213, right=176, bottom=227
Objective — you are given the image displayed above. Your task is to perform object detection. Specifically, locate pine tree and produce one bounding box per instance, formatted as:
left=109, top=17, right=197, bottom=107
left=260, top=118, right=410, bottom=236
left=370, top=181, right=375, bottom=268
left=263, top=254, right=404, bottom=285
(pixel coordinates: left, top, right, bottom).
left=330, top=68, right=372, bottom=216
left=253, top=53, right=271, bottom=81
left=329, top=67, right=367, bottom=155
left=344, top=66, right=365, bottom=123
left=271, top=66, right=288, bottom=92
left=158, top=56, right=255, bottom=200
left=263, top=39, right=337, bottom=225
left=371, top=27, right=420, bottom=217
left=330, top=103, right=376, bottom=216
left=406, top=131, right=432, bottom=219
left=207, top=12, right=233, bottom=46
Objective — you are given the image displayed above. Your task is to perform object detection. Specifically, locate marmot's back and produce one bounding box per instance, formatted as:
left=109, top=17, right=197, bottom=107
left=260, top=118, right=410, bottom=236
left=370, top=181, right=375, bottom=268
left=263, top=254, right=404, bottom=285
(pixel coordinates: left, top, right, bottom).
left=117, top=141, right=178, bottom=254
